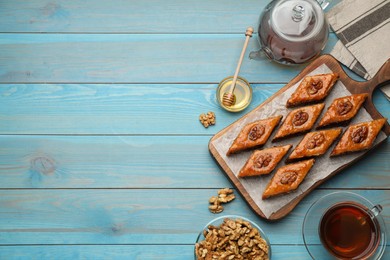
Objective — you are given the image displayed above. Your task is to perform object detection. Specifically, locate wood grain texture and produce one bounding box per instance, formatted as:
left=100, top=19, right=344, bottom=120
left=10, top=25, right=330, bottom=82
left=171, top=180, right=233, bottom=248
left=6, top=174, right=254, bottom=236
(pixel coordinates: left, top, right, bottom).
left=0, top=0, right=341, bottom=34
left=0, top=0, right=388, bottom=258
left=0, top=83, right=281, bottom=134
left=1, top=83, right=387, bottom=135
left=0, top=33, right=342, bottom=83
left=0, top=245, right=389, bottom=260
left=209, top=55, right=390, bottom=220
left=0, top=245, right=193, bottom=260
left=0, top=0, right=263, bottom=33
left=0, top=189, right=389, bottom=245
left=0, top=135, right=388, bottom=189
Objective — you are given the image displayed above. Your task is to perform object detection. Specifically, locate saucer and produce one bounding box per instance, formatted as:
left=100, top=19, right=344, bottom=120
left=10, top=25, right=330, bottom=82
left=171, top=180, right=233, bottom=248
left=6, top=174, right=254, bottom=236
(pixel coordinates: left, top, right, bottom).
left=302, top=191, right=387, bottom=259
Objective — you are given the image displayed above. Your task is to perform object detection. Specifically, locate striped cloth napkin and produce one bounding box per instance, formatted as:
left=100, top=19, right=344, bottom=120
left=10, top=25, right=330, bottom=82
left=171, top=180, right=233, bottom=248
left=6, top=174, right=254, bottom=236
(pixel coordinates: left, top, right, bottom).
left=326, top=0, right=390, bottom=99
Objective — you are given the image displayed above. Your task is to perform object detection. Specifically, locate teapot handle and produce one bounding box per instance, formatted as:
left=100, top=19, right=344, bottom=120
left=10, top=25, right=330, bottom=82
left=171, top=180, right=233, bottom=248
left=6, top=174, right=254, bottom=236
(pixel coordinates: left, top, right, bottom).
left=249, top=47, right=274, bottom=61
left=317, top=0, right=331, bottom=10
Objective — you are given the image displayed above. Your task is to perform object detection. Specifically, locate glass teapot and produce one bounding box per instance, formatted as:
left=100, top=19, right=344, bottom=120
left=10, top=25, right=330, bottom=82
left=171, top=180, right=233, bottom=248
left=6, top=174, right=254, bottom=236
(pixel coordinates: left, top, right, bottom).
left=250, top=0, right=330, bottom=65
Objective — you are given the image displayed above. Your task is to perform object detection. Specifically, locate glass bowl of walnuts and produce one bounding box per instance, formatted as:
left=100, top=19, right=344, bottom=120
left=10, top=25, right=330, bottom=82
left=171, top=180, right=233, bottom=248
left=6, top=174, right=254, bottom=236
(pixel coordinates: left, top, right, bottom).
left=194, top=215, right=271, bottom=259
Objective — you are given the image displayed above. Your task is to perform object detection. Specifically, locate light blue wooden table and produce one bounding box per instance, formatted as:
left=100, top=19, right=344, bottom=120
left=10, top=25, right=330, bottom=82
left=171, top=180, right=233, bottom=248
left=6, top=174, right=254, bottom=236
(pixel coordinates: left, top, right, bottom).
left=0, top=0, right=389, bottom=259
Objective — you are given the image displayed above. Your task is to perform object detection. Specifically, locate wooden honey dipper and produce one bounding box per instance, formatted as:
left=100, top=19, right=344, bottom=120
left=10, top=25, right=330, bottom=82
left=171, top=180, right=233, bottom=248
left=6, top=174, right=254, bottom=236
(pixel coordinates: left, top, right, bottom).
left=222, top=27, right=254, bottom=107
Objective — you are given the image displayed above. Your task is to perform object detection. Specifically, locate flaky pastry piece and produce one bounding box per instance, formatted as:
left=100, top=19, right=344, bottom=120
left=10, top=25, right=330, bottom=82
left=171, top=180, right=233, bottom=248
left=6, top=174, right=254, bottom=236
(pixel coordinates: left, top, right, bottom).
left=287, top=73, right=339, bottom=107
left=262, top=159, right=315, bottom=199
left=227, top=116, right=282, bottom=155
left=288, top=128, right=342, bottom=161
left=273, top=103, right=325, bottom=141
left=318, top=93, right=368, bottom=128
left=238, top=145, right=292, bottom=177
left=331, top=118, right=386, bottom=156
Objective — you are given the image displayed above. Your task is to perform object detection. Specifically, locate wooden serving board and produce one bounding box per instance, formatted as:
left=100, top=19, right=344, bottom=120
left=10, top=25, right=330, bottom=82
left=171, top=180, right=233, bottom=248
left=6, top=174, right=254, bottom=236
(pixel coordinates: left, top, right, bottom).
left=209, top=55, right=390, bottom=221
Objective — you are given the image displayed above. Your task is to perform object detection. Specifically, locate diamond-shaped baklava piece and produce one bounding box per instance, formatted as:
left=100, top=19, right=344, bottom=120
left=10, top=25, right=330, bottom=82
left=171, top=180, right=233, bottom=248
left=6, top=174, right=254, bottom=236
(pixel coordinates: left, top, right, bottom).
left=331, top=118, right=386, bottom=156
left=287, top=73, right=339, bottom=107
left=238, top=145, right=292, bottom=177
left=227, top=116, right=282, bottom=155
left=318, top=93, right=368, bottom=128
left=262, top=159, right=315, bottom=199
left=288, top=128, right=342, bottom=161
left=273, top=103, right=325, bottom=141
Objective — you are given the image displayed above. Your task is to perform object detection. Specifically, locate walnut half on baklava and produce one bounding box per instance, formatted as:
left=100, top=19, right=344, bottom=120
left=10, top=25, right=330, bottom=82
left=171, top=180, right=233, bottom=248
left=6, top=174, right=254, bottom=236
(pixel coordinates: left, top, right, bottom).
left=286, top=73, right=339, bottom=107
left=238, top=145, right=292, bottom=177
left=288, top=128, right=342, bottom=161
left=331, top=118, right=386, bottom=156
left=262, top=159, right=315, bottom=199
left=273, top=103, right=325, bottom=141
left=227, top=116, right=282, bottom=155
left=318, top=93, right=368, bottom=128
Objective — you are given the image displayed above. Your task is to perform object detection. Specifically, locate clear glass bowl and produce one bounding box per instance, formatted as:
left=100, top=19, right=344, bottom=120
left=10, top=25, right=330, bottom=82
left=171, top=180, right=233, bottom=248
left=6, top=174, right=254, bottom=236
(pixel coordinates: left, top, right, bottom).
left=302, top=191, right=387, bottom=259
left=216, top=76, right=252, bottom=112
left=194, top=215, right=271, bottom=259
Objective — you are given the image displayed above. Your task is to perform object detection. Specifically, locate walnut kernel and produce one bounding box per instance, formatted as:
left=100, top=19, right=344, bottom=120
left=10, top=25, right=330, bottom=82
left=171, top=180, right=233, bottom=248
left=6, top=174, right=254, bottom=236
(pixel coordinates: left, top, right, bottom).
left=280, top=171, right=298, bottom=185
left=195, top=218, right=269, bottom=260
left=351, top=125, right=368, bottom=143
left=337, top=100, right=353, bottom=115
left=307, top=79, right=323, bottom=95
left=248, top=124, right=265, bottom=141
left=208, top=188, right=235, bottom=214
left=305, top=133, right=325, bottom=149
left=253, top=154, right=272, bottom=169
left=209, top=204, right=224, bottom=214
left=199, top=111, right=216, bottom=128
left=292, top=111, right=309, bottom=126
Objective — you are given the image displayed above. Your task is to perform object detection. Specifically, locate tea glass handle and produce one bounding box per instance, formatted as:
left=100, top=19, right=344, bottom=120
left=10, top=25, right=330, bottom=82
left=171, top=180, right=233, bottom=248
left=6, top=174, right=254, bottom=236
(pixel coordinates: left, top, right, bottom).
left=316, top=0, right=331, bottom=10
left=369, top=204, right=383, bottom=218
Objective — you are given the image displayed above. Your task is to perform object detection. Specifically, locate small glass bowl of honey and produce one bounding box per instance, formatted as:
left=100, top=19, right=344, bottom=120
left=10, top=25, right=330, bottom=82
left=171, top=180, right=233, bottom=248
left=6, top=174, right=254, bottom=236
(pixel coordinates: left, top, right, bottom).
left=217, top=76, right=252, bottom=112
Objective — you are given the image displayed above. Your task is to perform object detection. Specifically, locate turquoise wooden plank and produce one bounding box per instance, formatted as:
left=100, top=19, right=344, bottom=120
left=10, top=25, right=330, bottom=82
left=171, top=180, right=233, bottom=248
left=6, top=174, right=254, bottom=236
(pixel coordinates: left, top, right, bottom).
left=0, top=84, right=281, bottom=134
left=1, top=83, right=387, bottom=135
left=0, top=189, right=389, bottom=245
left=0, top=33, right=343, bottom=83
left=0, top=135, right=230, bottom=189
left=0, top=245, right=193, bottom=260
left=0, top=0, right=264, bottom=33
left=0, top=245, right=388, bottom=260
left=0, top=0, right=342, bottom=34
left=4, top=245, right=185, bottom=259
left=0, top=135, right=388, bottom=189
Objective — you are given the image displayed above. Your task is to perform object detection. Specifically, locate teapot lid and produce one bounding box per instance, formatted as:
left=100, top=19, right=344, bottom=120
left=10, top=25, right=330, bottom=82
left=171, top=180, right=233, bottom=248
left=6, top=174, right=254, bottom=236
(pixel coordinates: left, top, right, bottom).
left=271, top=0, right=325, bottom=41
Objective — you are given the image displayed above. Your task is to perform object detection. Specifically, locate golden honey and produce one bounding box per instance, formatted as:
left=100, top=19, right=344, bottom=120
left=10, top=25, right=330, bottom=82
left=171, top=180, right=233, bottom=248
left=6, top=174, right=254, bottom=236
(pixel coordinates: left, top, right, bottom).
left=217, top=76, right=252, bottom=112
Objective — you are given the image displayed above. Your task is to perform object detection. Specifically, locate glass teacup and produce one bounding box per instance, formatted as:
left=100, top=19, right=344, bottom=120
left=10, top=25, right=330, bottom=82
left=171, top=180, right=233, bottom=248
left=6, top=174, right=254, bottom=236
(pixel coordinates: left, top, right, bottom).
left=303, top=192, right=387, bottom=260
